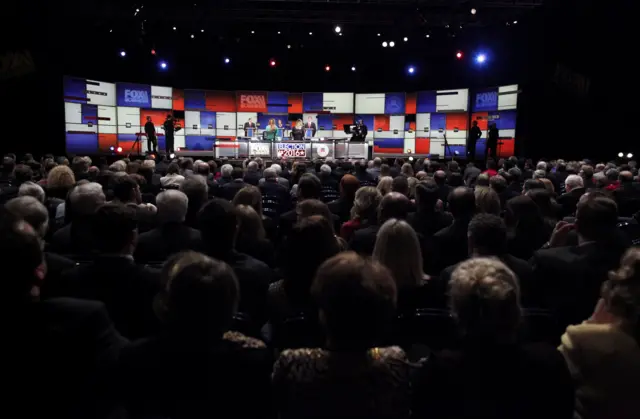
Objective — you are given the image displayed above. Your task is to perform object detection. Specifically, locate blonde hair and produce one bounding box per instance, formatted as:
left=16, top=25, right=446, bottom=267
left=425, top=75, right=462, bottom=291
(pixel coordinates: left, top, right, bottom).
left=540, top=178, right=555, bottom=193
left=236, top=205, right=266, bottom=241
left=232, top=186, right=263, bottom=215
left=47, top=165, right=75, bottom=190
left=475, top=187, right=501, bottom=215
left=373, top=219, right=424, bottom=289
left=377, top=176, right=393, bottom=196
left=268, top=118, right=275, bottom=127
left=604, top=248, right=640, bottom=336
left=450, top=258, right=521, bottom=343
left=295, top=119, right=303, bottom=129
left=350, top=186, right=382, bottom=222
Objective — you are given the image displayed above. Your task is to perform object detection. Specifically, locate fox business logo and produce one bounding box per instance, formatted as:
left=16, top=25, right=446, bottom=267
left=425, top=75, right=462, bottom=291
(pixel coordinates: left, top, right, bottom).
left=124, top=89, right=149, bottom=104
left=240, top=94, right=266, bottom=109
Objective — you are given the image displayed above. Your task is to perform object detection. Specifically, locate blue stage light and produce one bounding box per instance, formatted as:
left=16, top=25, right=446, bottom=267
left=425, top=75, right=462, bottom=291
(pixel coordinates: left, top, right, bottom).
left=159, top=61, right=168, bottom=69
left=224, top=57, right=230, bottom=64
left=476, top=53, right=487, bottom=64
left=408, top=66, right=415, bottom=74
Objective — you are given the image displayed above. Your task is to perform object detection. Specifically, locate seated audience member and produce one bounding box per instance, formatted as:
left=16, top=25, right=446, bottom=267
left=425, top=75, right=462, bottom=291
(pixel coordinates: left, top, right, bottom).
left=483, top=159, right=499, bottom=177
left=392, top=175, right=411, bottom=199
left=475, top=187, right=501, bottom=215
left=180, top=175, right=208, bottom=228
left=0, top=163, right=33, bottom=204
left=296, top=199, right=341, bottom=235
left=527, top=188, right=561, bottom=225
left=557, top=174, right=586, bottom=218
left=613, top=170, right=640, bottom=217
left=506, top=167, right=523, bottom=193
left=340, top=186, right=382, bottom=242
left=408, top=180, right=453, bottom=238
left=0, top=156, right=15, bottom=185
left=380, top=163, right=391, bottom=178
left=448, top=172, right=464, bottom=188
left=401, top=163, right=414, bottom=178
left=374, top=219, right=435, bottom=311
left=475, top=173, right=490, bottom=188
left=273, top=252, right=410, bottom=419
left=367, top=157, right=382, bottom=179
left=559, top=247, right=640, bottom=419
left=160, top=162, right=185, bottom=188
left=50, top=182, right=105, bottom=256
left=279, top=173, right=322, bottom=237
left=505, top=195, right=551, bottom=260
left=119, top=251, right=272, bottom=419
left=58, top=204, right=161, bottom=339
left=328, top=174, right=359, bottom=224
left=18, top=181, right=45, bottom=203
left=433, top=187, right=476, bottom=273
left=533, top=169, right=547, bottom=180
left=318, top=164, right=340, bottom=203
left=111, top=174, right=156, bottom=232
left=523, top=178, right=546, bottom=194
left=198, top=198, right=272, bottom=327
left=580, top=164, right=596, bottom=189
left=438, top=214, right=535, bottom=307
left=353, top=159, right=377, bottom=186
left=259, top=167, right=290, bottom=219
left=1, top=208, right=125, bottom=419
left=413, top=258, right=575, bottom=419
left=434, top=170, right=451, bottom=204
left=541, top=177, right=556, bottom=194
left=269, top=216, right=341, bottom=334
left=244, top=160, right=261, bottom=186
left=530, top=196, right=630, bottom=327
left=235, top=205, right=275, bottom=268
left=350, top=192, right=410, bottom=256
left=260, top=163, right=289, bottom=188
left=377, top=175, right=393, bottom=196
left=233, top=185, right=278, bottom=242
left=217, top=163, right=234, bottom=186
left=463, top=162, right=481, bottom=187
left=220, top=167, right=247, bottom=201
left=134, top=190, right=202, bottom=263
left=491, top=174, right=517, bottom=208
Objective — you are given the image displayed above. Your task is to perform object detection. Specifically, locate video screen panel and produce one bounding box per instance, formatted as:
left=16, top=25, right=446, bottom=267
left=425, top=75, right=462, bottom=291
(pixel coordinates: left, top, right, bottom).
left=151, top=86, right=173, bottom=109
left=64, top=77, right=116, bottom=107
left=355, top=93, right=386, bottom=114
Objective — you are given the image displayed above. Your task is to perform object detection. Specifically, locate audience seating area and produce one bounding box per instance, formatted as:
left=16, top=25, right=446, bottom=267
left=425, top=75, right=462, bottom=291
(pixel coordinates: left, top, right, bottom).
left=1, top=152, right=639, bottom=419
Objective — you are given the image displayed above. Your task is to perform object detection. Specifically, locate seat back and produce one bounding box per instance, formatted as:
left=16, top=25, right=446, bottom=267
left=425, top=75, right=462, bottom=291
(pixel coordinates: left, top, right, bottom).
left=262, top=193, right=282, bottom=219
left=391, top=308, right=455, bottom=350
left=272, top=314, right=324, bottom=350
left=520, top=308, right=562, bottom=345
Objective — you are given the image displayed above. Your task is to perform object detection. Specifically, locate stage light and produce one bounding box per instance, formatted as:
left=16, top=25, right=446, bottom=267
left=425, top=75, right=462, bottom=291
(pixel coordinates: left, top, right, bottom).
left=618, top=152, right=624, bottom=158
left=159, top=61, right=168, bottom=70
left=382, top=41, right=388, bottom=47
left=351, top=66, right=356, bottom=72
left=377, top=33, right=381, bottom=36
left=408, top=66, right=415, bottom=74
left=628, top=153, right=634, bottom=159
left=408, top=156, right=414, bottom=162
left=456, top=51, right=463, bottom=59
left=339, top=33, right=343, bottom=36
left=109, top=29, right=113, bottom=33
left=251, top=30, right=255, bottom=34
left=270, top=60, right=277, bottom=67
left=287, top=44, right=291, bottom=49
left=109, top=146, right=115, bottom=151
left=173, top=26, right=177, bottom=31
left=471, top=8, right=477, bottom=14
left=135, top=8, right=140, bottom=12
left=151, top=49, right=156, bottom=55
left=277, top=31, right=281, bottom=34
left=335, top=26, right=341, bottom=33
left=426, top=34, right=430, bottom=38
left=120, top=50, right=127, bottom=57
left=325, top=65, right=331, bottom=72
left=445, top=24, right=450, bottom=28
left=190, top=34, right=195, bottom=39
left=389, top=41, right=395, bottom=47
left=309, top=32, right=313, bottom=35
left=513, top=20, right=518, bottom=24
left=200, top=29, right=204, bottom=33
left=476, top=53, right=487, bottom=63
left=224, top=57, right=230, bottom=64
left=116, top=147, right=123, bottom=153
left=403, top=37, right=408, bottom=42
left=169, top=153, right=176, bottom=159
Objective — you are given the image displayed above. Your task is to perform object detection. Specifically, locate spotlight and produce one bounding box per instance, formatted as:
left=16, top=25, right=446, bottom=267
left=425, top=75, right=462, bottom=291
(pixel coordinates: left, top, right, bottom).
left=309, top=32, right=313, bottom=35
left=135, top=8, right=140, bottom=12
left=618, top=152, right=624, bottom=158
left=408, top=156, right=414, bottom=162
left=476, top=54, right=487, bottom=63
left=325, top=65, right=331, bottom=72
left=426, top=34, right=430, bottom=38
left=190, top=34, right=195, bottom=39
left=200, top=29, right=204, bottom=33
left=251, top=30, right=255, bottom=34
left=403, top=37, right=408, bottom=42
left=377, top=33, right=381, bottom=37
left=119, top=50, right=126, bottom=57
left=109, top=146, right=115, bottom=151
left=116, top=147, right=123, bottom=153
left=628, top=153, right=634, bottom=159
left=339, top=33, right=343, bottom=36
left=169, top=153, right=176, bottom=159
left=408, top=66, right=415, bottom=74
left=277, top=31, right=281, bottom=34
left=513, top=20, right=518, bottom=24
left=173, top=26, right=177, bottom=31
left=270, top=59, right=277, bottom=67
left=351, top=66, right=356, bottom=72
left=159, top=61, right=168, bottom=70
left=382, top=41, right=388, bottom=47
left=224, top=57, right=230, bottom=64
left=389, top=41, right=395, bottom=47
left=151, top=49, right=156, bottom=55
left=287, top=44, right=291, bottom=49
left=471, top=8, right=477, bottom=14
left=335, top=26, right=341, bottom=33
left=456, top=51, right=463, bottom=59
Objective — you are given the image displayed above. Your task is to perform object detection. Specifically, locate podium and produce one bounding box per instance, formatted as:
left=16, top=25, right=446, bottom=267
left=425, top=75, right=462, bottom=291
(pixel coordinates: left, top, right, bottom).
left=246, top=128, right=255, bottom=137
left=305, top=128, right=313, bottom=138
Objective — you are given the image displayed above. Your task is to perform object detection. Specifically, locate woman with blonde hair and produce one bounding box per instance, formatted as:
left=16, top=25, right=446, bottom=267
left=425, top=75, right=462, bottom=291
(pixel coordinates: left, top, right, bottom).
left=235, top=204, right=275, bottom=267
left=559, top=247, right=640, bottom=419
left=291, top=118, right=305, bottom=141
left=339, top=186, right=382, bottom=241
left=475, top=187, right=501, bottom=215
left=46, top=165, right=75, bottom=199
left=233, top=185, right=276, bottom=242
left=377, top=176, right=393, bottom=196
left=373, top=218, right=431, bottom=312
left=264, top=118, right=277, bottom=142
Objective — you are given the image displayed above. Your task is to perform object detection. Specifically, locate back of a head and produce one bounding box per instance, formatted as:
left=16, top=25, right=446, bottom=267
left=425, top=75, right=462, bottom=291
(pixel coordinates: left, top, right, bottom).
left=475, top=187, right=501, bottom=216
left=297, top=173, right=322, bottom=200
left=576, top=196, right=618, bottom=242
left=220, top=164, right=233, bottom=177
left=434, top=170, right=446, bottom=185
left=91, top=203, right=137, bottom=253
left=112, top=175, right=139, bottom=203
left=448, top=187, right=476, bottom=220
left=198, top=198, right=238, bottom=253
left=156, top=190, right=188, bottom=224
left=18, top=182, right=45, bottom=203
left=339, top=174, right=360, bottom=200
left=415, top=180, right=439, bottom=212
left=351, top=186, right=382, bottom=222
left=5, top=196, right=49, bottom=239
left=313, top=252, right=397, bottom=350
left=232, top=185, right=263, bottom=214
left=523, top=179, right=545, bottom=193
left=373, top=219, right=423, bottom=289
left=195, top=161, right=210, bottom=176
left=247, top=161, right=259, bottom=172
left=320, top=164, right=332, bottom=177
left=180, top=175, right=208, bottom=202
left=380, top=163, right=391, bottom=177
left=236, top=204, right=266, bottom=242
left=476, top=173, right=490, bottom=187
left=166, top=162, right=180, bottom=175
left=377, top=176, right=393, bottom=195
left=486, top=159, right=498, bottom=171
left=0, top=208, right=44, bottom=302
left=1, top=157, right=16, bottom=176
left=297, top=199, right=333, bottom=227
left=263, top=167, right=277, bottom=180
left=379, top=192, right=410, bottom=223
left=490, top=175, right=507, bottom=193
left=507, top=167, right=522, bottom=182
left=450, top=258, right=521, bottom=344
left=14, top=164, right=33, bottom=185
left=565, top=174, right=584, bottom=191
left=581, top=165, right=594, bottom=179
left=505, top=195, right=544, bottom=230
left=603, top=248, right=640, bottom=337
left=401, top=163, right=414, bottom=177
left=69, top=182, right=106, bottom=216
left=157, top=251, right=239, bottom=334
left=391, top=175, right=410, bottom=197
left=468, top=214, right=507, bottom=256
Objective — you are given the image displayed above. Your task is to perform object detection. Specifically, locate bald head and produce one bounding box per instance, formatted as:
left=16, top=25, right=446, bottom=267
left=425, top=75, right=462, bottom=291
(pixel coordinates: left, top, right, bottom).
left=434, top=170, right=446, bottom=185
left=620, top=171, right=633, bottom=183
left=448, top=187, right=476, bottom=219
left=379, top=192, right=410, bottom=223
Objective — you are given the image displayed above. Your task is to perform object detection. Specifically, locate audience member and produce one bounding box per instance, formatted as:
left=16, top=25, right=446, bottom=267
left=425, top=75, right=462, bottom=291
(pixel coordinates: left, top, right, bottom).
left=475, top=187, right=501, bottom=215
left=220, top=167, right=247, bottom=201
left=463, top=162, right=481, bottom=186
left=244, top=160, right=261, bottom=186
left=233, top=185, right=278, bottom=242
left=377, top=175, right=393, bottom=195
left=218, top=163, right=233, bottom=186
left=433, top=187, right=476, bottom=272
left=180, top=175, right=208, bottom=228
left=235, top=204, right=276, bottom=268
left=612, top=170, right=640, bottom=217
left=557, top=174, right=586, bottom=218
left=504, top=195, right=551, bottom=260
left=340, top=186, right=382, bottom=241
left=318, top=164, right=340, bottom=203
left=434, top=170, right=451, bottom=204
left=327, top=174, right=360, bottom=224
left=259, top=167, right=290, bottom=218
left=160, top=162, right=185, bottom=188
left=279, top=173, right=322, bottom=237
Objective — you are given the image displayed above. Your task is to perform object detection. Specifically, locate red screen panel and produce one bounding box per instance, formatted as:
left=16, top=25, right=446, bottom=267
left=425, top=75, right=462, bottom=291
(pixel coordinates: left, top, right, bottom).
left=288, top=93, right=303, bottom=114
left=237, top=91, right=268, bottom=112
left=415, top=138, right=431, bottom=154
left=172, top=89, right=184, bottom=111
left=374, top=115, right=390, bottom=131
left=472, top=112, right=489, bottom=130
left=497, top=138, right=515, bottom=158
left=98, top=133, right=117, bottom=151
left=405, top=92, right=417, bottom=114
left=140, top=109, right=170, bottom=128
left=206, top=91, right=236, bottom=112
left=332, top=114, right=354, bottom=131
left=445, top=113, right=468, bottom=131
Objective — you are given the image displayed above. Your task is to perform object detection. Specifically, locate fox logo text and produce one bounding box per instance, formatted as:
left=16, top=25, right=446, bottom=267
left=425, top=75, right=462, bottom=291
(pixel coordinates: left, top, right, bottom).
left=240, top=94, right=266, bottom=110
left=125, top=89, right=149, bottom=104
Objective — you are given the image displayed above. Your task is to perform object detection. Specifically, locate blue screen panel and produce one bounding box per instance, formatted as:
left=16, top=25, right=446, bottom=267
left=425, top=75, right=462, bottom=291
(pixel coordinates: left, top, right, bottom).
left=374, top=138, right=404, bottom=149
left=445, top=144, right=467, bottom=158
left=492, top=110, right=517, bottom=130
left=184, top=90, right=206, bottom=110
left=303, top=93, right=323, bottom=112
left=268, top=91, right=289, bottom=113
left=200, top=111, right=216, bottom=129
left=473, top=88, right=499, bottom=112
left=66, top=133, right=97, bottom=154
left=430, top=113, right=446, bottom=130
left=185, top=135, right=216, bottom=151
left=416, top=91, right=437, bottom=113
left=384, top=92, right=406, bottom=114
left=64, top=77, right=87, bottom=103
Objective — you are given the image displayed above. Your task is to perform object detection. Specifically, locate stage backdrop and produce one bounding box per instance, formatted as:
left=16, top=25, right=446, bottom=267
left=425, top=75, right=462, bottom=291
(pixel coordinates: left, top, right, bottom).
left=63, top=76, right=518, bottom=157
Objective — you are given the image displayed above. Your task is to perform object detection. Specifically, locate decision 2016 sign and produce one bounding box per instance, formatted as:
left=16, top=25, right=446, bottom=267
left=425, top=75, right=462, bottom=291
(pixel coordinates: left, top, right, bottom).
left=277, top=143, right=306, bottom=158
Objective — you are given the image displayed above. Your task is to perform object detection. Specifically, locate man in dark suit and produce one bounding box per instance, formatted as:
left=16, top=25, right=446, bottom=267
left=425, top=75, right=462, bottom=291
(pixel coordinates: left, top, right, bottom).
left=468, top=120, right=482, bottom=161
left=198, top=198, right=273, bottom=328
left=305, top=116, right=317, bottom=137
left=434, top=170, right=452, bottom=206
left=243, top=160, right=262, bottom=186
left=530, top=196, right=630, bottom=327
left=259, top=167, right=291, bottom=218
left=1, top=208, right=125, bottom=419
left=111, top=174, right=156, bottom=233
left=556, top=174, right=586, bottom=218
left=433, top=187, right=476, bottom=273
left=58, top=204, right=162, bottom=339
left=438, top=214, right=535, bottom=306
left=144, top=116, right=157, bottom=153
left=221, top=167, right=247, bottom=201
left=463, top=162, right=481, bottom=187
left=486, top=122, right=499, bottom=162
left=163, top=114, right=176, bottom=154
left=613, top=170, right=640, bottom=217
left=350, top=192, right=410, bottom=256
left=278, top=173, right=323, bottom=239
left=155, top=153, right=169, bottom=176
left=243, top=118, right=257, bottom=136
left=134, top=190, right=202, bottom=263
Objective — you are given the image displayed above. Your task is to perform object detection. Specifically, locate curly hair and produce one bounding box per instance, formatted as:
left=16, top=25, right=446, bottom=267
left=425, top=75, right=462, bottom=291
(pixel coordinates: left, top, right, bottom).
left=604, top=248, right=640, bottom=337
left=350, top=186, right=382, bottom=223
left=47, top=165, right=75, bottom=190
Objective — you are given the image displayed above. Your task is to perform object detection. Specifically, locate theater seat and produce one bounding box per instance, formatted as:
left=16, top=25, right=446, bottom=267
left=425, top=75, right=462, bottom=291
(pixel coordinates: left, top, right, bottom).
left=520, top=308, right=563, bottom=345
left=391, top=308, right=455, bottom=351
left=272, top=314, right=324, bottom=350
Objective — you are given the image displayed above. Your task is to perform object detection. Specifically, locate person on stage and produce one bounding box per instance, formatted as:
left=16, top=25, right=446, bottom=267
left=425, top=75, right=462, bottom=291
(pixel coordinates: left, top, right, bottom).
left=277, top=119, right=285, bottom=138
left=291, top=119, right=305, bottom=141
left=468, top=120, right=482, bottom=161
left=486, top=122, right=499, bottom=161
left=351, top=118, right=368, bottom=142
left=163, top=114, right=175, bottom=154
left=305, top=116, right=317, bottom=137
left=264, top=119, right=277, bottom=142
left=244, top=118, right=257, bottom=137
left=144, top=116, right=158, bottom=154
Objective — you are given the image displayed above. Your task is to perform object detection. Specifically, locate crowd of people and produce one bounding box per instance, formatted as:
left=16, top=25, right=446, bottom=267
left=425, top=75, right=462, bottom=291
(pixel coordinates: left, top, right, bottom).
left=1, top=151, right=639, bottom=419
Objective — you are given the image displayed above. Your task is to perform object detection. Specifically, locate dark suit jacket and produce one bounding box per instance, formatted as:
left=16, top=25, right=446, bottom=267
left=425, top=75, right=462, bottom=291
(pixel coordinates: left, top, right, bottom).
left=243, top=122, right=257, bottom=136
left=433, top=219, right=471, bottom=274
left=9, top=299, right=125, bottom=419
left=412, top=343, right=575, bottom=419
left=57, top=256, right=161, bottom=339
left=244, top=171, right=262, bottom=186
left=328, top=197, right=355, bottom=224
left=305, top=121, right=317, bottom=136
left=41, top=252, right=77, bottom=298
left=134, top=223, right=203, bottom=263
left=613, top=183, right=640, bottom=217
left=49, top=218, right=95, bottom=258
left=349, top=224, right=381, bottom=256
left=557, top=187, right=586, bottom=218
left=221, top=179, right=247, bottom=201
left=530, top=240, right=629, bottom=327
left=436, top=184, right=452, bottom=205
